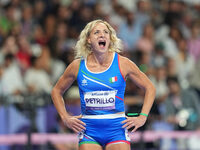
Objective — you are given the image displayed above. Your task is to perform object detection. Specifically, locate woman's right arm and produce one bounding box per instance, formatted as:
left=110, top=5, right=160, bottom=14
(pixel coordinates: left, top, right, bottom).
left=51, top=59, right=86, bottom=133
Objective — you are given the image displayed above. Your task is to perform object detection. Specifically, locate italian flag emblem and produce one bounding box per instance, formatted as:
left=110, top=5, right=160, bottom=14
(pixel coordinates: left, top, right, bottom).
left=109, top=76, right=118, bottom=83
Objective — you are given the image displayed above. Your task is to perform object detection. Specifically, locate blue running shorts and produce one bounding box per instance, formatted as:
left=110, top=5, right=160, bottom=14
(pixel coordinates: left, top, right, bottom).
left=78, top=114, right=130, bottom=147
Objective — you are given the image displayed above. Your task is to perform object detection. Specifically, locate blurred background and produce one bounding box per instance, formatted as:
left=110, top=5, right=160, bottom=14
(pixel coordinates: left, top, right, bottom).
left=0, top=0, right=200, bottom=150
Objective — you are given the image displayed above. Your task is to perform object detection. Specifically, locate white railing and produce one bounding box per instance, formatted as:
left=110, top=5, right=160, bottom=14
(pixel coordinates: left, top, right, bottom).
left=0, top=131, right=200, bottom=145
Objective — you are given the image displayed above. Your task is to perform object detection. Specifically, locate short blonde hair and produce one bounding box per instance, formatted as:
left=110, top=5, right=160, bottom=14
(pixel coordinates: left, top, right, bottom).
left=74, top=19, right=123, bottom=59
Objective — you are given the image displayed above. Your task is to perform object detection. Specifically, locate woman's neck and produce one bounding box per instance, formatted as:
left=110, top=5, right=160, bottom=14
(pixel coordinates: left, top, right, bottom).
left=88, top=51, right=113, bottom=65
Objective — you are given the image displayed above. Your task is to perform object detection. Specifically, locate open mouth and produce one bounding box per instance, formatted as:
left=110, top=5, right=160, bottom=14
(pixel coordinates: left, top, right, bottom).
left=98, top=41, right=106, bottom=48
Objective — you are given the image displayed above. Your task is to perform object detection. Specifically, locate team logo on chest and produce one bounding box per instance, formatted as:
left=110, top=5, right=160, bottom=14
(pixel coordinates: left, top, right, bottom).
left=109, top=76, right=118, bottom=83
left=82, top=78, right=88, bottom=86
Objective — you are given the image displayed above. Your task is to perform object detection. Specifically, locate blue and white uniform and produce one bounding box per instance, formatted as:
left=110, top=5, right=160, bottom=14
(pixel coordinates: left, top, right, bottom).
left=77, top=52, right=130, bottom=146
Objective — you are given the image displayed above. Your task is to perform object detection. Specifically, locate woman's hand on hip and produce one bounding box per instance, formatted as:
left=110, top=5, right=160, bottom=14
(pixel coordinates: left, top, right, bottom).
left=62, top=115, right=86, bottom=133
left=121, top=115, right=147, bottom=132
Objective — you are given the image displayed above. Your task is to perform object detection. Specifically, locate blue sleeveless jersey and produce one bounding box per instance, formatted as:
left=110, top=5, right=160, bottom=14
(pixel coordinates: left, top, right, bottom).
left=77, top=52, right=126, bottom=115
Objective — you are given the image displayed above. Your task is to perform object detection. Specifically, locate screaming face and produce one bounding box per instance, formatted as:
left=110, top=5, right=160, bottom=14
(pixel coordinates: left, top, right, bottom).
left=88, top=22, right=111, bottom=53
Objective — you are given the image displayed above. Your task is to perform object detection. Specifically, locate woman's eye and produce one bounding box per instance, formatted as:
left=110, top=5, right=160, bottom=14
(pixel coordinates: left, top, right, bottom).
left=94, top=31, right=99, bottom=34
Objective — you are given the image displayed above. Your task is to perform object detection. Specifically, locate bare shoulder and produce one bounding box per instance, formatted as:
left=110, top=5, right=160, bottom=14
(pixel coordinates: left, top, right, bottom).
left=118, top=54, right=140, bottom=78
left=63, top=58, right=81, bottom=78
left=71, top=59, right=81, bottom=68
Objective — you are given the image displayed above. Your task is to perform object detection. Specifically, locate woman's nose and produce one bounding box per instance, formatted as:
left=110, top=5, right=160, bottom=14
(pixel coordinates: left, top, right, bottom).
left=99, top=32, right=104, bottom=37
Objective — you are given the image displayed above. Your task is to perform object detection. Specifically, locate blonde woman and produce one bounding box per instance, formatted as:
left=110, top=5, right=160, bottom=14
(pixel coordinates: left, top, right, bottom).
left=51, top=19, right=156, bottom=150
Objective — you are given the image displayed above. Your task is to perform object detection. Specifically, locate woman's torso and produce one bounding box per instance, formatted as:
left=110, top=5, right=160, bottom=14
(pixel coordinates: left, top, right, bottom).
left=77, top=52, right=126, bottom=115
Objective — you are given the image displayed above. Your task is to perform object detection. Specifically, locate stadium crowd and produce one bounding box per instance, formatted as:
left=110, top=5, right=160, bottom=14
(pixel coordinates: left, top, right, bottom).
left=0, top=0, right=200, bottom=149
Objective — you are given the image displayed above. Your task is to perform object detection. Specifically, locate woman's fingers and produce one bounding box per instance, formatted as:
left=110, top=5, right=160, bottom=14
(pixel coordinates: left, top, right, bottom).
left=74, top=121, right=86, bottom=130
left=131, top=126, right=139, bottom=133
left=76, top=119, right=86, bottom=126
left=72, top=124, right=84, bottom=133
left=122, top=120, right=134, bottom=128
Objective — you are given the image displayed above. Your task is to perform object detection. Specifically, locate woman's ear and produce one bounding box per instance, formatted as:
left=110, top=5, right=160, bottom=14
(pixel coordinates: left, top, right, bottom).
left=87, top=38, right=91, bottom=44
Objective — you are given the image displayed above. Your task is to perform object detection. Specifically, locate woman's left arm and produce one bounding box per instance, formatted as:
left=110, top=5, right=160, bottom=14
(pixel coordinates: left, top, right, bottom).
left=119, top=55, right=156, bottom=132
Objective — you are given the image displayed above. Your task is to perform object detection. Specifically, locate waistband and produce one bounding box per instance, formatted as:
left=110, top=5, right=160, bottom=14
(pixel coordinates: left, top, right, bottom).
left=81, top=113, right=126, bottom=119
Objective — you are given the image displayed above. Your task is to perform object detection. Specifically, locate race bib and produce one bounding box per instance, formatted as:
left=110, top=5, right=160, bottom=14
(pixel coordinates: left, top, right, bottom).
left=84, top=90, right=116, bottom=110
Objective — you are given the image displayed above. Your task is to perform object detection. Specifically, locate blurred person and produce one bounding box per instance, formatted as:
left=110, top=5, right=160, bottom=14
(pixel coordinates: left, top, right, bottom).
left=117, top=0, right=137, bottom=12
left=152, top=43, right=167, bottom=68
left=0, top=65, right=4, bottom=95
left=57, top=4, right=72, bottom=22
left=179, top=10, right=193, bottom=39
left=150, top=66, right=168, bottom=105
left=188, top=21, right=200, bottom=63
left=136, top=22, right=155, bottom=53
left=50, top=57, right=66, bottom=85
left=16, top=35, right=32, bottom=73
left=135, top=0, right=151, bottom=26
left=164, top=1, right=183, bottom=27
left=1, top=53, right=25, bottom=95
left=161, top=25, right=182, bottom=58
left=24, top=55, right=52, bottom=94
left=21, top=3, right=35, bottom=38
left=44, top=14, right=56, bottom=41
left=165, top=57, right=178, bottom=77
left=51, top=20, right=156, bottom=150
left=50, top=22, right=69, bottom=58
left=174, top=38, right=194, bottom=89
left=119, top=11, right=143, bottom=51
left=0, top=35, right=18, bottom=64
left=32, top=24, right=48, bottom=46
left=135, top=50, right=154, bottom=77
left=93, top=2, right=105, bottom=19
left=164, top=76, right=200, bottom=149
left=69, top=2, right=93, bottom=36
left=33, top=0, right=46, bottom=25
left=0, top=3, right=17, bottom=38
left=189, top=58, right=200, bottom=99
left=75, top=5, right=93, bottom=32
left=36, top=45, right=51, bottom=74
left=104, top=1, right=127, bottom=31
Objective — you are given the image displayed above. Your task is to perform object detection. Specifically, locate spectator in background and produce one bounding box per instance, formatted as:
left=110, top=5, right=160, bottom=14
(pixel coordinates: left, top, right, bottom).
left=150, top=66, right=168, bottom=105
left=135, top=50, right=154, bottom=77
left=119, top=11, right=142, bottom=50
left=33, top=24, right=48, bottom=46
left=21, top=3, right=35, bottom=38
left=1, top=53, right=25, bottom=95
left=164, top=76, right=200, bottom=149
left=50, top=22, right=69, bottom=58
left=0, top=35, right=18, bottom=56
left=0, top=3, right=17, bottom=39
left=105, top=1, right=127, bottom=31
left=135, top=0, right=151, bottom=26
left=33, top=0, right=46, bottom=25
left=152, top=43, right=167, bottom=68
left=189, top=58, right=200, bottom=100
left=0, top=65, right=4, bottom=95
left=44, top=14, right=57, bottom=43
left=165, top=57, right=178, bottom=77
left=24, top=55, right=52, bottom=94
left=16, top=35, right=32, bottom=73
left=136, top=22, right=155, bottom=53
left=0, top=35, right=18, bottom=65
left=188, top=20, right=200, bottom=63
left=174, top=38, right=194, bottom=89
left=164, top=1, right=183, bottom=27
left=161, top=25, right=182, bottom=58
